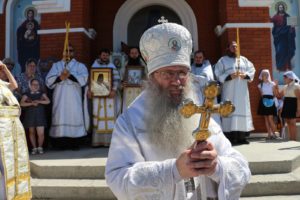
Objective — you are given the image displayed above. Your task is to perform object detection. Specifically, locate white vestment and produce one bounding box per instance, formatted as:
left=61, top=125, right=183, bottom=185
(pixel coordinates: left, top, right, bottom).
left=214, top=56, right=255, bottom=133
left=106, top=91, right=251, bottom=200
left=191, top=60, right=215, bottom=81
left=0, top=80, right=31, bottom=200
left=46, top=59, right=88, bottom=138
left=91, top=60, right=121, bottom=146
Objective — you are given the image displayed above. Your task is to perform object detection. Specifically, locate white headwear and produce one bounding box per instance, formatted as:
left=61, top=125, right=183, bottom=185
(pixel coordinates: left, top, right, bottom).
left=139, top=23, right=193, bottom=75
left=284, top=71, right=299, bottom=81
left=258, top=69, right=272, bottom=82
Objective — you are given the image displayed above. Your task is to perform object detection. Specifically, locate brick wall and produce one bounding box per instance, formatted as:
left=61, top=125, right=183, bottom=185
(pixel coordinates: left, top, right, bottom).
left=186, top=0, right=221, bottom=63
left=40, top=0, right=92, bottom=66
left=218, top=0, right=273, bottom=132
left=0, top=0, right=7, bottom=59
left=91, top=0, right=125, bottom=61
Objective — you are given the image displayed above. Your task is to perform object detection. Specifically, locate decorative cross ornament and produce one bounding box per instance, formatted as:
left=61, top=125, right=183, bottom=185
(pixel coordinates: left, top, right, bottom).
left=158, top=16, right=168, bottom=24
left=179, top=81, right=235, bottom=141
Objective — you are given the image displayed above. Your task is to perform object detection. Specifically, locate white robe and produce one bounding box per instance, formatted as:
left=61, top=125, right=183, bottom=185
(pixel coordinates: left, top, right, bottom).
left=191, top=60, right=215, bottom=81
left=46, top=59, right=88, bottom=138
left=214, top=56, right=255, bottom=133
left=105, top=92, right=251, bottom=200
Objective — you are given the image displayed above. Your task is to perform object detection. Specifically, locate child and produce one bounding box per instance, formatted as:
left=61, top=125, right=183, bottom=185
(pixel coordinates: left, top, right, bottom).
left=20, top=79, right=50, bottom=154
left=277, top=71, right=300, bottom=141
left=257, top=69, right=278, bottom=139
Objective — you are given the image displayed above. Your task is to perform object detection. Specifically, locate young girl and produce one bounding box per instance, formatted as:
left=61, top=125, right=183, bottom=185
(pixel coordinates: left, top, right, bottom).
left=277, top=71, right=300, bottom=141
left=257, top=69, right=278, bottom=139
left=20, top=79, right=50, bottom=154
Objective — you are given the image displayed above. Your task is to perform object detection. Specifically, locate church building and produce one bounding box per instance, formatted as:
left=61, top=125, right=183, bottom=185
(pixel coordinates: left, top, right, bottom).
left=0, top=0, right=299, bottom=132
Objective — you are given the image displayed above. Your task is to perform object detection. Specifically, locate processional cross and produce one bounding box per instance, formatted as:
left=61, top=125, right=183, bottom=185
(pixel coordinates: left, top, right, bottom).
left=63, top=21, right=71, bottom=68
left=236, top=28, right=241, bottom=76
left=179, top=81, right=235, bottom=142
left=61, top=21, right=71, bottom=78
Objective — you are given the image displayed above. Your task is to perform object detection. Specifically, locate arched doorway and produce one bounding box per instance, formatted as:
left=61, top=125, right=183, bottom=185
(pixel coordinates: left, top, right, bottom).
left=127, top=5, right=182, bottom=47
left=113, top=0, right=198, bottom=51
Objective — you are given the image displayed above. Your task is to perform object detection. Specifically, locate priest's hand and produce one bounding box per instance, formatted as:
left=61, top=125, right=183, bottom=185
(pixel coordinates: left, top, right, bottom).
left=60, top=69, right=70, bottom=80
left=230, top=73, right=238, bottom=79
left=108, top=90, right=116, bottom=98
left=87, top=90, right=93, bottom=99
left=176, top=141, right=218, bottom=179
left=238, top=73, right=247, bottom=79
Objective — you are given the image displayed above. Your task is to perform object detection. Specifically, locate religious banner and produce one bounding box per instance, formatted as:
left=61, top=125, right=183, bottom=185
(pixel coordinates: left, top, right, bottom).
left=270, top=0, right=300, bottom=84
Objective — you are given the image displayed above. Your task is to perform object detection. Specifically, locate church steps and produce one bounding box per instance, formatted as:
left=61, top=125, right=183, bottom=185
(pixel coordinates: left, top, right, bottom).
left=242, top=167, right=300, bottom=197
left=31, top=178, right=116, bottom=200
left=30, top=158, right=106, bottom=179
left=30, top=154, right=300, bottom=179
left=240, top=195, right=300, bottom=200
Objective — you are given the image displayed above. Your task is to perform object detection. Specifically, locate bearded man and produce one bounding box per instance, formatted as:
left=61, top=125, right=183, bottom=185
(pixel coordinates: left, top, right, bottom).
left=105, top=23, right=251, bottom=200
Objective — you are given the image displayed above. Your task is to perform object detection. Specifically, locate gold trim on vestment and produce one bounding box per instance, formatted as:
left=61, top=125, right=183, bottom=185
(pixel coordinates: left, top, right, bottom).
left=0, top=106, right=31, bottom=200
left=93, top=97, right=116, bottom=134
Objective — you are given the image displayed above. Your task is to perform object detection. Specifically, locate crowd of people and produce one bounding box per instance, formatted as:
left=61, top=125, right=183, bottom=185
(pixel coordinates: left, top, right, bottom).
left=0, top=26, right=299, bottom=154
left=0, top=21, right=299, bottom=200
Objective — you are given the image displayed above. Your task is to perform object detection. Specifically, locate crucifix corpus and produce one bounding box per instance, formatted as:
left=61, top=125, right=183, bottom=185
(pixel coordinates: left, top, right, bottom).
left=179, top=81, right=235, bottom=142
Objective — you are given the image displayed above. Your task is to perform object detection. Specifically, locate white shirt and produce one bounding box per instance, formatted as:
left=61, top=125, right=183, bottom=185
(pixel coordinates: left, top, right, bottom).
left=258, top=82, right=275, bottom=96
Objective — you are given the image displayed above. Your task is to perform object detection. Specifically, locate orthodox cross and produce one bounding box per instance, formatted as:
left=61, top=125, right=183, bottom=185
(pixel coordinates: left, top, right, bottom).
left=179, top=81, right=235, bottom=142
left=158, top=16, right=168, bottom=24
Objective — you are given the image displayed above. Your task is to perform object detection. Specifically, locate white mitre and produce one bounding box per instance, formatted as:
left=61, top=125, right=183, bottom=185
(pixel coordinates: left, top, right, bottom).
left=139, top=23, right=193, bottom=75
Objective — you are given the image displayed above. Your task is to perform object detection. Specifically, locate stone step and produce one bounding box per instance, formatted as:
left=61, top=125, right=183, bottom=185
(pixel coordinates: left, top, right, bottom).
left=242, top=167, right=300, bottom=197
left=30, top=142, right=300, bottom=180
left=235, top=140, right=300, bottom=175
left=30, top=158, right=106, bottom=179
left=31, top=178, right=116, bottom=200
left=241, top=195, right=300, bottom=200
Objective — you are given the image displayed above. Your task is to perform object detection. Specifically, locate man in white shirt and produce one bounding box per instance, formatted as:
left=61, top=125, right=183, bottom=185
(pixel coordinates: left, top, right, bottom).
left=105, top=23, right=251, bottom=200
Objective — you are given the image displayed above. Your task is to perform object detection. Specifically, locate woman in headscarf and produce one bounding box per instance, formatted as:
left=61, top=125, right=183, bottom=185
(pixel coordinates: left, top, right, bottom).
left=257, top=69, right=278, bottom=139
left=277, top=71, right=300, bottom=140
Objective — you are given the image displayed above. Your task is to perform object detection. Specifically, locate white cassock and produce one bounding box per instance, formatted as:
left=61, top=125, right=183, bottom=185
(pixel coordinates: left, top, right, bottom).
left=191, top=60, right=215, bottom=81
left=91, top=60, right=121, bottom=146
left=106, top=91, right=251, bottom=200
left=46, top=58, right=88, bottom=138
left=214, top=56, right=255, bottom=133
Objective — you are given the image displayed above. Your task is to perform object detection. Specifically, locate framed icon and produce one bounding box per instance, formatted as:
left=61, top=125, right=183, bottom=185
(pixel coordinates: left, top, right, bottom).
left=110, top=52, right=126, bottom=70
left=125, top=66, right=144, bottom=87
left=90, top=68, right=112, bottom=97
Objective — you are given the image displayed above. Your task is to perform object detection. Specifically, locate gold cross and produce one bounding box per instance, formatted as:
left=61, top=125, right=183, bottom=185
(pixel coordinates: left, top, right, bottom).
left=179, top=81, right=235, bottom=141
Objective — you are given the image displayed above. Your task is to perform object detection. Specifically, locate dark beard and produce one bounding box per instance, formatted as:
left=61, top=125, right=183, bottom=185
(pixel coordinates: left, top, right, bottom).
left=98, top=59, right=109, bottom=65
left=226, top=51, right=236, bottom=58
left=127, top=58, right=141, bottom=66
left=195, top=63, right=203, bottom=67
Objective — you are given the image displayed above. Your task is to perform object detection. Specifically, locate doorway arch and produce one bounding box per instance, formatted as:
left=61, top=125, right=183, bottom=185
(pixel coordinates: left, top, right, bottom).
left=113, top=0, right=198, bottom=51
left=127, top=5, right=182, bottom=47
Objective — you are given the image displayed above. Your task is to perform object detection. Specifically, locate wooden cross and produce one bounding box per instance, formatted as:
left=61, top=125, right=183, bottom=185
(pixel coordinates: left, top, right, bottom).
left=179, top=81, right=235, bottom=141
left=158, top=16, right=168, bottom=24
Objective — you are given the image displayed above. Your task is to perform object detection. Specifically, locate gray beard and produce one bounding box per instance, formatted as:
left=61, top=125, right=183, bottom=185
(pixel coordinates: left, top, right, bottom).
left=144, top=78, right=198, bottom=159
